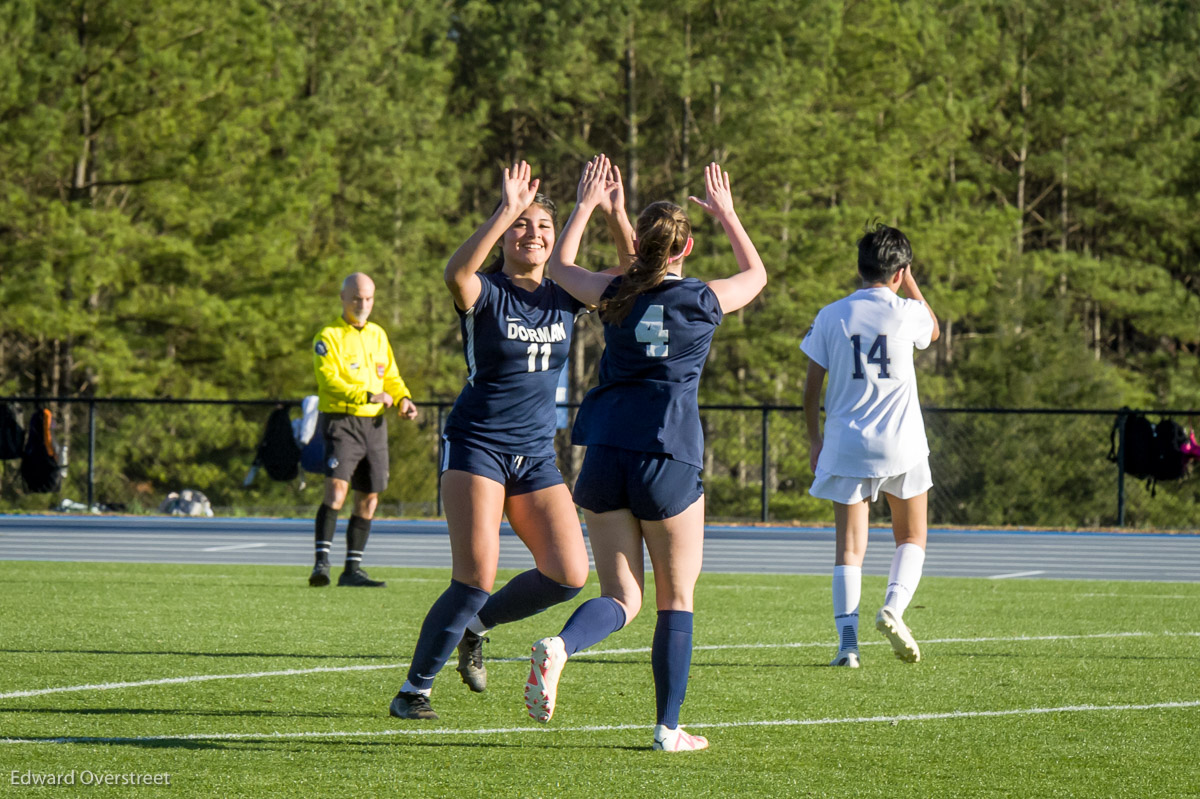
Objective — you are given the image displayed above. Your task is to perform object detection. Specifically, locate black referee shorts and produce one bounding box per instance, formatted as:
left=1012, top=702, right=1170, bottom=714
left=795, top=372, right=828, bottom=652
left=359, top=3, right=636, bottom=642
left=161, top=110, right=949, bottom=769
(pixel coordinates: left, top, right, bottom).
left=321, top=413, right=389, bottom=494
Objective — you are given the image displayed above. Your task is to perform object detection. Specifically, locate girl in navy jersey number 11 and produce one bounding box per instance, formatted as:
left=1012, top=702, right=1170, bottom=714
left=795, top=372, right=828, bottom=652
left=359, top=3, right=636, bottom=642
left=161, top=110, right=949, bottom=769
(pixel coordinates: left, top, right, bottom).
left=389, top=162, right=634, bottom=721
left=525, top=156, right=767, bottom=752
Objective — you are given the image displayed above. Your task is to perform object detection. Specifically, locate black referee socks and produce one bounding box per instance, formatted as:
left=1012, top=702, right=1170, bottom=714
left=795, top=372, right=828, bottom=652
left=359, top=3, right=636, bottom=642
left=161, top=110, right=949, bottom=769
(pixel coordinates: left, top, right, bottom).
left=314, top=503, right=337, bottom=564
left=345, top=515, right=372, bottom=570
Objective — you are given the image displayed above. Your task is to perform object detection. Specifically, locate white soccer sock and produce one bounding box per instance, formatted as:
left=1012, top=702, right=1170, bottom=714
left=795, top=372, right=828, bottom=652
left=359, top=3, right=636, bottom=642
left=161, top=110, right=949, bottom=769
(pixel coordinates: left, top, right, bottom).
left=883, top=543, right=926, bottom=617
left=832, top=565, right=862, bottom=652
left=466, top=616, right=490, bottom=636
left=399, top=681, right=431, bottom=697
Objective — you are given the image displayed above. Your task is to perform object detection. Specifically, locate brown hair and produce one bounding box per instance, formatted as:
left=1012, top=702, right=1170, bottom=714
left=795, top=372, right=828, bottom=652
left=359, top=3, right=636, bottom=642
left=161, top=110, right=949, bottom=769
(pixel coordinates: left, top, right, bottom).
left=599, top=201, right=691, bottom=325
left=480, top=193, right=559, bottom=275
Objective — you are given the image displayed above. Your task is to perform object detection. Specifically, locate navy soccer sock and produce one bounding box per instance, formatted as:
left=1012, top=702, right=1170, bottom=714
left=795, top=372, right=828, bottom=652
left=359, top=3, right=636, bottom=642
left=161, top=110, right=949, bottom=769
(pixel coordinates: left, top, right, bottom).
left=345, top=515, right=371, bottom=571
left=403, top=580, right=490, bottom=693
left=476, top=569, right=582, bottom=629
left=558, top=596, right=627, bottom=656
left=652, top=610, right=694, bottom=728
left=314, top=504, right=337, bottom=564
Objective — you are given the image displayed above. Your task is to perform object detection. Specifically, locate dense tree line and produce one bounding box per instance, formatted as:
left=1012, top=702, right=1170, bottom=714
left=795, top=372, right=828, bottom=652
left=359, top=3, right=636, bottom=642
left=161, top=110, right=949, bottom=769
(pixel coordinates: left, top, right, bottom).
left=1, top=1, right=1197, bottom=524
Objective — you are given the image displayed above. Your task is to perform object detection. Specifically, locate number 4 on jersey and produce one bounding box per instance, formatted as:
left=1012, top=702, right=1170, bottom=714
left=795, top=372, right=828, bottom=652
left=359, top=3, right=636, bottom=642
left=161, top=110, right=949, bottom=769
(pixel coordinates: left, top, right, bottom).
left=850, top=334, right=890, bottom=379
left=636, top=304, right=669, bottom=357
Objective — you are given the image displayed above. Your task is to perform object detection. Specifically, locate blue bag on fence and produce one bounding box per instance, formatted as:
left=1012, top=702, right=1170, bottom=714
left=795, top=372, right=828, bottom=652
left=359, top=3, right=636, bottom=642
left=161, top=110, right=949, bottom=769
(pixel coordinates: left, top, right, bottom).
left=300, top=434, right=326, bottom=475
left=291, top=396, right=325, bottom=475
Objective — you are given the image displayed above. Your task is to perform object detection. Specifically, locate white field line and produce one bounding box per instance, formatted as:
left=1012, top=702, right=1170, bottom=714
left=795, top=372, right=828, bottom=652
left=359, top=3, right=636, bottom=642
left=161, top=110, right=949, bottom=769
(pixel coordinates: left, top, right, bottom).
left=2, top=700, right=1197, bottom=746
left=0, top=663, right=406, bottom=700
left=1078, top=593, right=1194, bottom=599
left=2, top=631, right=1197, bottom=701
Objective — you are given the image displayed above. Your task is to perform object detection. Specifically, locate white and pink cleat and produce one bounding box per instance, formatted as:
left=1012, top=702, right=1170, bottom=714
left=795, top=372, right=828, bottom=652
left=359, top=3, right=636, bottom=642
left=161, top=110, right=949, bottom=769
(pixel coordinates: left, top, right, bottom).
left=525, top=636, right=569, bottom=723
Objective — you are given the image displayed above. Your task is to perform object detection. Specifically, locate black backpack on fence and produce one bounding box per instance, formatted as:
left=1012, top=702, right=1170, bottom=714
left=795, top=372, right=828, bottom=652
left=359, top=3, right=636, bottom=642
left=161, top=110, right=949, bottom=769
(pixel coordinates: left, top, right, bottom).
left=0, top=403, right=24, bottom=460
left=1108, top=410, right=1190, bottom=494
left=1148, top=419, right=1189, bottom=482
left=20, top=408, right=61, bottom=493
left=257, top=405, right=301, bottom=482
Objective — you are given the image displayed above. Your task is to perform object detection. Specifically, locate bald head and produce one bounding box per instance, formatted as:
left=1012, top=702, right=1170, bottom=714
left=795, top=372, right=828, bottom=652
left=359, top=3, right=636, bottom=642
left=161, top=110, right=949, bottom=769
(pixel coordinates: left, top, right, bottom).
left=340, top=272, right=376, bottom=327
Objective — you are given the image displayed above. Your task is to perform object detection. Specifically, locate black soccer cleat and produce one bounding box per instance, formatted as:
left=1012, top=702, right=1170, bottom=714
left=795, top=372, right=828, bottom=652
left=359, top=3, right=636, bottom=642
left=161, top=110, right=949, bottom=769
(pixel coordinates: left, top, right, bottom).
left=389, top=691, right=438, bottom=720
left=308, top=562, right=331, bottom=587
left=455, top=630, right=489, bottom=692
left=337, top=567, right=386, bottom=588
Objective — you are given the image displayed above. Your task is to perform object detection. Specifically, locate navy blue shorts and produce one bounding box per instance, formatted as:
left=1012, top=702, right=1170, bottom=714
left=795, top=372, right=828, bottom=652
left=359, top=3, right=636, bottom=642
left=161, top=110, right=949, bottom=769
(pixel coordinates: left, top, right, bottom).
left=441, top=437, right=564, bottom=496
left=572, top=445, right=703, bottom=521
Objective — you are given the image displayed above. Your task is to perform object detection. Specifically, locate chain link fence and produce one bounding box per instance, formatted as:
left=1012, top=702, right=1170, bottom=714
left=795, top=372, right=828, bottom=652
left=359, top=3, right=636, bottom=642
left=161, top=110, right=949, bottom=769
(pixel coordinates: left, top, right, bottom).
left=699, top=406, right=1199, bottom=529
left=1, top=398, right=1196, bottom=529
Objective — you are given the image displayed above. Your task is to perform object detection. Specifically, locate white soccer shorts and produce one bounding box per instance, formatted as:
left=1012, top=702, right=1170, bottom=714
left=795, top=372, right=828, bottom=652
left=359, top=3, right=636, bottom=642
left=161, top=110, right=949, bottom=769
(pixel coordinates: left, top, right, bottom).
left=809, top=459, right=932, bottom=504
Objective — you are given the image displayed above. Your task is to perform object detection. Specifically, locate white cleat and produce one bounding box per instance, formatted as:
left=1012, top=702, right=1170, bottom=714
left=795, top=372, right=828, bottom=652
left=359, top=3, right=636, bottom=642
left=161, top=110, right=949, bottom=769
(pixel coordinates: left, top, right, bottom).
left=876, top=607, right=921, bottom=663
left=652, top=724, right=709, bottom=752
left=525, top=636, right=568, bottom=723
left=829, top=649, right=861, bottom=668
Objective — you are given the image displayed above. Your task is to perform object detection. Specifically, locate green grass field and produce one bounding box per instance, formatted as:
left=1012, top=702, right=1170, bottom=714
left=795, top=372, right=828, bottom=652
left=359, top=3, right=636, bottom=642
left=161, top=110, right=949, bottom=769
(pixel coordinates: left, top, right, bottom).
left=1, top=561, right=1197, bottom=797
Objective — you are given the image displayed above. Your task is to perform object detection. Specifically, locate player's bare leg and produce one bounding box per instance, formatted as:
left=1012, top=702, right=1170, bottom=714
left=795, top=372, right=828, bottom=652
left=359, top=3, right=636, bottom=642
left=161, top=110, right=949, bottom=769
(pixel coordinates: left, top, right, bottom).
left=876, top=491, right=928, bottom=663
left=831, top=500, right=870, bottom=665
left=460, top=484, right=587, bottom=693
left=641, top=498, right=708, bottom=751
left=526, top=509, right=643, bottom=723
left=506, top=483, right=590, bottom=588
left=390, top=471, right=504, bottom=719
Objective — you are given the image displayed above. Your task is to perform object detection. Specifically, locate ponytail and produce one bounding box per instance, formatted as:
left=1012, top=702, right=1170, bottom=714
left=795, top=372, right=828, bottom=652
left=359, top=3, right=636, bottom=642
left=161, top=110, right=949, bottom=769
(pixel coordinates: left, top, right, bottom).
left=599, top=202, right=691, bottom=325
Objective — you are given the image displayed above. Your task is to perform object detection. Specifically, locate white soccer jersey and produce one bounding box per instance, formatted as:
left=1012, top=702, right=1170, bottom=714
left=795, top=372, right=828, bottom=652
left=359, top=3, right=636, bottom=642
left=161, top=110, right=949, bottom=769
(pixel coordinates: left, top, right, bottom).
left=801, top=287, right=934, bottom=478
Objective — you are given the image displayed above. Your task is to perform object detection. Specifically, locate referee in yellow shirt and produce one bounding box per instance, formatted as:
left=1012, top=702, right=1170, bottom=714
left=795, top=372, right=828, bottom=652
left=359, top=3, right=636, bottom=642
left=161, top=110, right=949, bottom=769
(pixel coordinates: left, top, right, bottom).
left=309, top=272, right=419, bottom=587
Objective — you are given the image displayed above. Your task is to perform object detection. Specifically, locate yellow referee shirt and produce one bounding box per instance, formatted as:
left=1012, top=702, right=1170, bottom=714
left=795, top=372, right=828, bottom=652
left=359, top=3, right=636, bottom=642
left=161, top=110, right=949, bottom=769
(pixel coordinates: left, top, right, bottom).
left=313, top=317, right=412, bottom=416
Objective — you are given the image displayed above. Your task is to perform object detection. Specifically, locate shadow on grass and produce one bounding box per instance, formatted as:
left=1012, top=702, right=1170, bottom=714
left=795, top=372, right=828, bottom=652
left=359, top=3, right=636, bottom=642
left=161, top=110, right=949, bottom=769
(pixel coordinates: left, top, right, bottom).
left=2, top=735, right=644, bottom=753
left=1, top=736, right=240, bottom=751
left=219, top=738, right=647, bottom=753
left=687, top=660, right=828, bottom=669
left=0, top=707, right=356, bottom=718
left=0, top=648, right=397, bottom=660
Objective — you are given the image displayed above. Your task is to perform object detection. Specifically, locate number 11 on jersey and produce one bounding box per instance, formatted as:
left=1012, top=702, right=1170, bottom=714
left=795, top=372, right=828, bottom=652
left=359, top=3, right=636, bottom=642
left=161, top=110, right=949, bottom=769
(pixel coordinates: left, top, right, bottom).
left=526, top=342, right=551, bottom=372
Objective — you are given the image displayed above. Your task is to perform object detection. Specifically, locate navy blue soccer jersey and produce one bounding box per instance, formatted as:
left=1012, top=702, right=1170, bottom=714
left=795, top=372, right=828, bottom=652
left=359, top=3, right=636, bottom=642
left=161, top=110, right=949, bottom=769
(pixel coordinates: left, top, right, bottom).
left=571, top=275, right=723, bottom=469
left=443, top=272, right=585, bottom=456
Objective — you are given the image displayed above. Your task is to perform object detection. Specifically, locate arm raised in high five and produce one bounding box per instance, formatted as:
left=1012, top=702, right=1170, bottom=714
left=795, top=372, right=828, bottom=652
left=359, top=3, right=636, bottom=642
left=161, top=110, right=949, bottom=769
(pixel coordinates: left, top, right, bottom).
left=444, top=161, right=541, bottom=311
left=596, top=162, right=635, bottom=274
left=547, top=154, right=621, bottom=308
left=689, top=162, right=768, bottom=314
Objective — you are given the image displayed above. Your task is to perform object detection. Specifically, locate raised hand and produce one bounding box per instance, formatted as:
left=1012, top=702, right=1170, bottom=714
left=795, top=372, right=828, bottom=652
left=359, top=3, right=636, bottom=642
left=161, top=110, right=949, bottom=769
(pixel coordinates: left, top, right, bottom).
left=691, top=160, right=766, bottom=314
left=576, top=154, right=612, bottom=210
left=502, top=160, right=541, bottom=213
left=597, top=161, right=626, bottom=217
left=687, top=162, right=736, bottom=222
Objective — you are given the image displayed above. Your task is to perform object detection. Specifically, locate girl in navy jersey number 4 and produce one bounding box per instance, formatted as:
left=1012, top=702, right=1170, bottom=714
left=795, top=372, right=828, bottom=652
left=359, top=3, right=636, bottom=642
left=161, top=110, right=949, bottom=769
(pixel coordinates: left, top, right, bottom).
left=525, top=156, right=767, bottom=752
left=389, top=162, right=634, bottom=721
